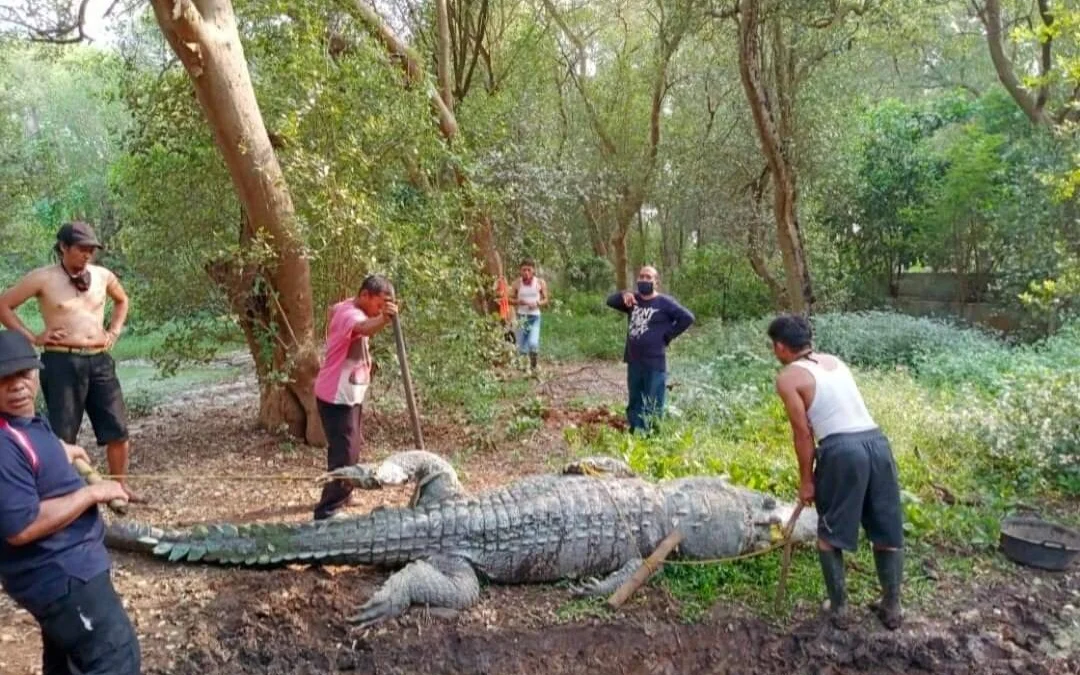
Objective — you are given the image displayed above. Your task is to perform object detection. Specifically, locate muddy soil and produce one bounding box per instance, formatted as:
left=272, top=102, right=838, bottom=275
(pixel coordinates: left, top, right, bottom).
left=1, top=360, right=1078, bottom=674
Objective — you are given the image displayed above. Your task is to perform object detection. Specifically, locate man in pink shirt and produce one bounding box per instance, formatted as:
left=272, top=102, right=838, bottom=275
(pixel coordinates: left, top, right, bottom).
left=312, top=275, right=397, bottom=520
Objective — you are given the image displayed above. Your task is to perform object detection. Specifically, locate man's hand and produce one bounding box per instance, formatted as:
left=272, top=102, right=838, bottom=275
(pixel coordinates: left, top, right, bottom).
left=35, top=328, right=67, bottom=346
left=61, top=441, right=91, bottom=466
left=798, top=479, right=815, bottom=506
left=621, top=292, right=636, bottom=308
left=382, top=301, right=399, bottom=319
left=104, top=329, right=119, bottom=350
left=526, top=301, right=538, bottom=310
left=88, top=480, right=129, bottom=505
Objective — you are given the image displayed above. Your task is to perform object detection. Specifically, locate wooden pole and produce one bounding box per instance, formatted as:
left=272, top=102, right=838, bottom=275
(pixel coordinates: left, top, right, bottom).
left=773, top=502, right=805, bottom=612
left=73, top=458, right=128, bottom=515
left=607, top=529, right=684, bottom=609
left=391, top=298, right=424, bottom=450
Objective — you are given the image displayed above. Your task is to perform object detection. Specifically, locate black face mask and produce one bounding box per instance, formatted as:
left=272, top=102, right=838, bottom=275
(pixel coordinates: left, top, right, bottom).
left=636, top=280, right=654, bottom=296
left=61, top=263, right=90, bottom=292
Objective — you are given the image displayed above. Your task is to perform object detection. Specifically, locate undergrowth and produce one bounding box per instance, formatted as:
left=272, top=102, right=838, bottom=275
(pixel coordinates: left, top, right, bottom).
left=553, top=302, right=1080, bottom=621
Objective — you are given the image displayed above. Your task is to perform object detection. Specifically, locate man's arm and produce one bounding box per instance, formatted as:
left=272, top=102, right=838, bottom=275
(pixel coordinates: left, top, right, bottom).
left=0, top=442, right=126, bottom=547
left=104, top=271, right=129, bottom=346
left=606, top=291, right=633, bottom=313
left=665, top=298, right=695, bottom=342
left=5, top=487, right=111, bottom=547
left=350, top=302, right=399, bottom=338
left=776, top=369, right=816, bottom=505
left=0, top=270, right=44, bottom=344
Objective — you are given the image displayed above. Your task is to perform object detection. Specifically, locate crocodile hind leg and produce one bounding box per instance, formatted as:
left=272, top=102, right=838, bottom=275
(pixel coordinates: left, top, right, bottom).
left=350, top=554, right=480, bottom=628
left=567, top=559, right=644, bottom=597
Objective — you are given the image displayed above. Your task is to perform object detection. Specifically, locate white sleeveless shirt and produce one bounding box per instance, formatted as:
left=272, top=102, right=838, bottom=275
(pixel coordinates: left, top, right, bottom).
left=516, top=278, right=542, bottom=316
left=789, top=356, right=877, bottom=441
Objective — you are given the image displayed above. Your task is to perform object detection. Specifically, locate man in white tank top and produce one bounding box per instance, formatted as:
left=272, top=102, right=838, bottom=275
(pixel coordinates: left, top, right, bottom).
left=769, top=314, right=904, bottom=630
left=510, top=260, right=548, bottom=373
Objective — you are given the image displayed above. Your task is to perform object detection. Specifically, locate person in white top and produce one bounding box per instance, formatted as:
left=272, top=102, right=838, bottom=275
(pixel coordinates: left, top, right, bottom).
left=509, top=259, right=549, bottom=372
left=770, top=314, right=904, bottom=631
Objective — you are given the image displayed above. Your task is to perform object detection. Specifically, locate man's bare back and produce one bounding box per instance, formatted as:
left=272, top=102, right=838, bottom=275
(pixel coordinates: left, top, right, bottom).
left=0, top=264, right=127, bottom=349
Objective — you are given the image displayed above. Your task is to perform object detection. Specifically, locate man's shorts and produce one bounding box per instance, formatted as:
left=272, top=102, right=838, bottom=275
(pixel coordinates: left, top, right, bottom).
left=813, top=428, right=904, bottom=551
left=40, top=350, right=129, bottom=446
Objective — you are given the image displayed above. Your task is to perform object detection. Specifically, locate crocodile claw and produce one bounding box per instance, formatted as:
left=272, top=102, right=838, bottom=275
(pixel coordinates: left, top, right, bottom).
left=568, top=577, right=605, bottom=598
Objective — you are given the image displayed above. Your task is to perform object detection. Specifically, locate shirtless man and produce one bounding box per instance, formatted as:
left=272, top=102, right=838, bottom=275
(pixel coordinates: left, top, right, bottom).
left=0, top=222, right=144, bottom=502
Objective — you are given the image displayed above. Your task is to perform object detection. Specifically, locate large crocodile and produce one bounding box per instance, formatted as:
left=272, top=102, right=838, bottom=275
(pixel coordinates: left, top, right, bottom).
left=106, top=451, right=817, bottom=627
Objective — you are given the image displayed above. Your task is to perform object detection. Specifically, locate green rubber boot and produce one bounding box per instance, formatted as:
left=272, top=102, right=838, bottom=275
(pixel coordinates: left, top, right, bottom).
left=818, top=548, right=850, bottom=629
left=871, top=549, right=903, bottom=630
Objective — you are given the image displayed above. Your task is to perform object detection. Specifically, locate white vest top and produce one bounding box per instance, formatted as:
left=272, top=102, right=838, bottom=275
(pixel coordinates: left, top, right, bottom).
left=516, top=278, right=541, bottom=316
left=790, top=356, right=877, bottom=441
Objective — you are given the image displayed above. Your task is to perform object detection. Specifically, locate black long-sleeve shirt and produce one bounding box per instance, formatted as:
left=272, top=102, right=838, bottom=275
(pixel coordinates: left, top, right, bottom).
left=606, top=292, right=695, bottom=371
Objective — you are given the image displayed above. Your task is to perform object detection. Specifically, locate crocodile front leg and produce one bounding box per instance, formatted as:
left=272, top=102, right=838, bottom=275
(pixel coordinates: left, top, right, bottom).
left=317, top=450, right=465, bottom=507
left=350, top=554, right=480, bottom=629
left=567, top=559, right=644, bottom=598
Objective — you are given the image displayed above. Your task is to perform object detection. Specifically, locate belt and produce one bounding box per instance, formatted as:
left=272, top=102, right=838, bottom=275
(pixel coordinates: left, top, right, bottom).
left=42, top=346, right=107, bottom=355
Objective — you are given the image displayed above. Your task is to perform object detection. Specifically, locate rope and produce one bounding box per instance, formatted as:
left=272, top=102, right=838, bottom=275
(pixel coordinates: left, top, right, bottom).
left=102, top=473, right=323, bottom=482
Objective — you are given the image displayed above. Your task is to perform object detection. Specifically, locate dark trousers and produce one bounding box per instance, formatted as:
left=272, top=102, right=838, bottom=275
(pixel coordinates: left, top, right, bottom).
left=626, top=361, right=667, bottom=433
left=314, top=399, right=364, bottom=520
left=35, top=572, right=140, bottom=675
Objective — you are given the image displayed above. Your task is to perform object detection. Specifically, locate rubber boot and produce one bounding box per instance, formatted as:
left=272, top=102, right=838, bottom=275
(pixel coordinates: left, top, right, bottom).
left=818, top=548, right=850, bottom=629
left=872, top=549, right=903, bottom=630
left=529, top=352, right=538, bottom=372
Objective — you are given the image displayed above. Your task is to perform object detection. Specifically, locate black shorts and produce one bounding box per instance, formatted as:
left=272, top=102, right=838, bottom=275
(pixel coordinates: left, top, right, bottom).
left=40, top=350, right=129, bottom=446
left=813, top=428, right=904, bottom=551
left=35, top=572, right=141, bottom=675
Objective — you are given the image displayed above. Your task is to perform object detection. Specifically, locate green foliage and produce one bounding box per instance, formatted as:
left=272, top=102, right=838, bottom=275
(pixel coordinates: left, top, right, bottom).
left=667, top=245, right=772, bottom=321
left=542, top=302, right=625, bottom=362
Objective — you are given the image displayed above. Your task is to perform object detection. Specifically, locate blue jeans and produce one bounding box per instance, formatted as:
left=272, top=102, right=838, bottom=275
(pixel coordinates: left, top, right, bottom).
left=627, top=362, right=666, bottom=433
left=517, top=314, right=541, bottom=354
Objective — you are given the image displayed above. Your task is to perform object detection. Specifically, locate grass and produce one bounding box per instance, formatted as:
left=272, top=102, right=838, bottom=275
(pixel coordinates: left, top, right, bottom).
left=548, top=298, right=1080, bottom=621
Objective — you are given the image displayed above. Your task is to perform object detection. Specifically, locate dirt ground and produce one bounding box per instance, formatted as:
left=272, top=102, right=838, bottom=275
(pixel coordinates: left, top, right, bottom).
left=1, top=360, right=1078, bottom=674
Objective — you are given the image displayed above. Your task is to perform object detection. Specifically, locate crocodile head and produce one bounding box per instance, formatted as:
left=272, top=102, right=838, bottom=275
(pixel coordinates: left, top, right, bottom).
left=660, top=477, right=819, bottom=559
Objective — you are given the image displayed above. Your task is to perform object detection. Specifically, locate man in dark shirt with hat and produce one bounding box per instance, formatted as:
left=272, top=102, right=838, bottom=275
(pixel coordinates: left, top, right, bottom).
left=0, top=221, right=146, bottom=503
left=0, top=329, right=141, bottom=673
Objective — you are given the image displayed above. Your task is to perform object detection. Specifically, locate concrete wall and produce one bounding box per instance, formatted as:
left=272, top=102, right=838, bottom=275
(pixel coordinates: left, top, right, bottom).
left=889, top=272, right=1019, bottom=333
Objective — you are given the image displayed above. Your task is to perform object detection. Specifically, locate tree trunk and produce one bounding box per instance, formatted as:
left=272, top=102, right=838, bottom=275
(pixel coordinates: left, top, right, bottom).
left=435, top=0, right=454, bottom=110
left=737, top=0, right=814, bottom=314
left=611, top=185, right=646, bottom=290
left=151, top=0, right=324, bottom=445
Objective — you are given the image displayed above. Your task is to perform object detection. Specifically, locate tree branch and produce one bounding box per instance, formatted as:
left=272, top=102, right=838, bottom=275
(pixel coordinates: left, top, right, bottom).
left=974, top=0, right=1052, bottom=126
left=341, top=0, right=459, bottom=140
left=1035, top=0, right=1053, bottom=111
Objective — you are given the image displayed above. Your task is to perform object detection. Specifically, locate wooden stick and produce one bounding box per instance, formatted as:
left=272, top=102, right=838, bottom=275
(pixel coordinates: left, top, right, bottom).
left=390, top=299, right=424, bottom=450
left=73, top=458, right=128, bottom=515
left=774, top=502, right=805, bottom=612
left=607, top=529, right=684, bottom=609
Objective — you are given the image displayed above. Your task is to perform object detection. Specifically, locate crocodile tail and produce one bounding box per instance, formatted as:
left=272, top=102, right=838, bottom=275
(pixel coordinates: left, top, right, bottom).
left=104, top=518, right=375, bottom=568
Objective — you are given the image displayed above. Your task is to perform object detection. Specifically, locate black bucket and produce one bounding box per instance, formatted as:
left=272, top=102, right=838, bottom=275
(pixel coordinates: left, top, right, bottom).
left=999, top=516, right=1080, bottom=571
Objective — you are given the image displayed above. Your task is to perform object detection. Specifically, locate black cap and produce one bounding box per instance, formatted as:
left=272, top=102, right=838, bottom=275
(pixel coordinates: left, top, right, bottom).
left=56, top=221, right=103, bottom=249
left=0, top=331, right=43, bottom=379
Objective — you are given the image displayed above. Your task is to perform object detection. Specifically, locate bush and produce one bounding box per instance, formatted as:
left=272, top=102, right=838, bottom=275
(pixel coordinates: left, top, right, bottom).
left=668, top=245, right=772, bottom=321
left=811, top=310, right=1000, bottom=369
